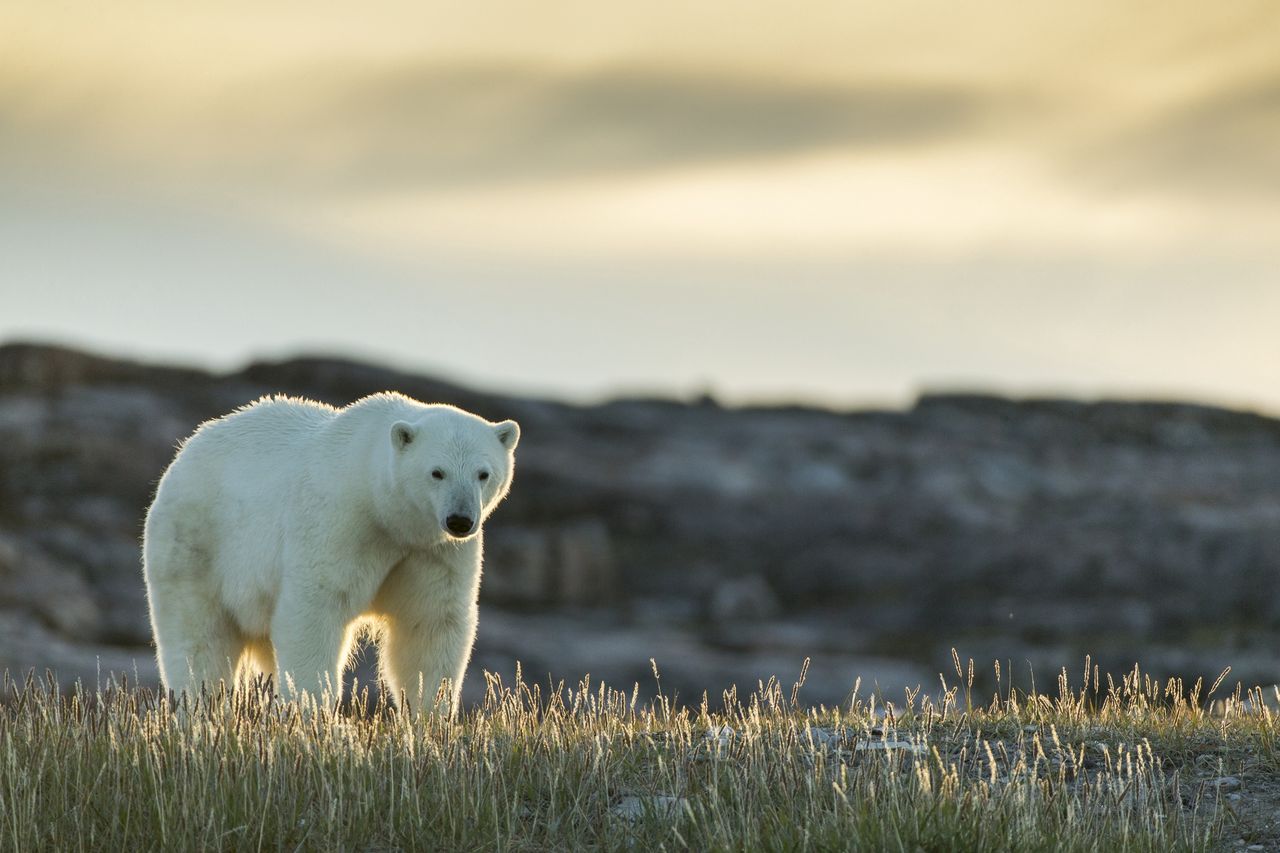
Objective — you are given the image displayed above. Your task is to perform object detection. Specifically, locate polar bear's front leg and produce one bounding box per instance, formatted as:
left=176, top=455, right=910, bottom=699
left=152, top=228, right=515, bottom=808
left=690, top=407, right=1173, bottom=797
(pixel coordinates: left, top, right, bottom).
left=272, top=583, right=355, bottom=706
left=382, top=603, right=477, bottom=716
left=373, top=548, right=481, bottom=716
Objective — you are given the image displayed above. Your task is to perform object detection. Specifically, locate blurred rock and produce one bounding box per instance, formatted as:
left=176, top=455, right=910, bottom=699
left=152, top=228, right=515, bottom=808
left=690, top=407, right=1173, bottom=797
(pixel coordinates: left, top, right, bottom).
left=483, top=521, right=618, bottom=606
left=0, top=534, right=101, bottom=638
left=483, top=527, right=553, bottom=605
left=709, top=574, right=780, bottom=623
left=0, top=612, right=157, bottom=689
left=556, top=520, right=616, bottom=605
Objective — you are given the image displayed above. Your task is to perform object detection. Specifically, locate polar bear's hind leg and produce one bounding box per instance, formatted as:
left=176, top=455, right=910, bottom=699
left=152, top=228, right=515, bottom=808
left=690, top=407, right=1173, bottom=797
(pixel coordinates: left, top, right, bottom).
left=151, top=587, right=243, bottom=698
left=145, top=529, right=244, bottom=698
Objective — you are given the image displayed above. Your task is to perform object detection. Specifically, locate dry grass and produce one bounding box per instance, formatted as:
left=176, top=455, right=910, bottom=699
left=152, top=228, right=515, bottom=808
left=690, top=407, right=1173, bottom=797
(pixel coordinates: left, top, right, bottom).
left=2, top=654, right=1274, bottom=851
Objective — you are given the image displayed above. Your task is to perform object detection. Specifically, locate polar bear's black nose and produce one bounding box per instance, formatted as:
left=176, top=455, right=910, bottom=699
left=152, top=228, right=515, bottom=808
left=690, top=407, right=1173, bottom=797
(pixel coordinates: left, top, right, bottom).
left=445, top=514, right=475, bottom=536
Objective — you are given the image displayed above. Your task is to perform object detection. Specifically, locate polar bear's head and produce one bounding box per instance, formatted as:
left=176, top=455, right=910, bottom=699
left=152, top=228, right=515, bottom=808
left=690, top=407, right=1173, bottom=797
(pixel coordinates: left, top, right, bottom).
left=388, top=407, right=520, bottom=542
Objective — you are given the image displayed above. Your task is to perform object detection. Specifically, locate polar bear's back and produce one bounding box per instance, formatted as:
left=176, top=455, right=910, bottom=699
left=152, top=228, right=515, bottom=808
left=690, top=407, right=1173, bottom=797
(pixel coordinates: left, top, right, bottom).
left=144, top=396, right=349, bottom=635
left=189, top=395, right=335, bottom=451
left=158, top=395, right=342, bottom=508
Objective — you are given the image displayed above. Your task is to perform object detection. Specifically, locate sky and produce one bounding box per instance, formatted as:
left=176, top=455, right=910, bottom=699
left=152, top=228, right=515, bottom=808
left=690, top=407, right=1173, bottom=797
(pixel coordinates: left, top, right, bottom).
left=2, top=2, right=1279, bottom=409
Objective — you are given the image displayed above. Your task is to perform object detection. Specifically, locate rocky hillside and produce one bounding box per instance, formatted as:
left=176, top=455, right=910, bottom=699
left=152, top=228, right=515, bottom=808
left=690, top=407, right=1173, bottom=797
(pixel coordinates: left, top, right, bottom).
left=2, top=342, right=1278, bottom=707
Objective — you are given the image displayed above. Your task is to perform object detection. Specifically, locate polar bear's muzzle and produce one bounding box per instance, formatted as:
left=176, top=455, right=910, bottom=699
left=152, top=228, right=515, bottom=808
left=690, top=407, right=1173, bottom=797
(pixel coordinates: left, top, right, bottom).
left=444, top=513, right=476, bottom=538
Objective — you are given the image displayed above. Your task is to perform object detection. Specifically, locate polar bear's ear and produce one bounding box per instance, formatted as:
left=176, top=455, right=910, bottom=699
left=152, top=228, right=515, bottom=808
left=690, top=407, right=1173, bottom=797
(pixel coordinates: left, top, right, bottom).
left=493, top=419, right=520, bottom=451
left=391, top=421, right=417, bottom=450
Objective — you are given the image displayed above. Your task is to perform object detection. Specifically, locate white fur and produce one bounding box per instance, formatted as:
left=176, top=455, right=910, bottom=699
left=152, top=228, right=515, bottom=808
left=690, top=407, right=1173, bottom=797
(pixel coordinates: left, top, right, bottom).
left=142, top=391, right=519, bottom=714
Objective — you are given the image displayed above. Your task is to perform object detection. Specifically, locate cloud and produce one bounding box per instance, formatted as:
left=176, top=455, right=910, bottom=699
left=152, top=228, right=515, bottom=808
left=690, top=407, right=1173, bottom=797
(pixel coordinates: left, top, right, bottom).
left=1075, top=76, right=1280, bottom=200
left=300, top=65, right=985, bottom=187
left=10, top=63, right=982, bottom=194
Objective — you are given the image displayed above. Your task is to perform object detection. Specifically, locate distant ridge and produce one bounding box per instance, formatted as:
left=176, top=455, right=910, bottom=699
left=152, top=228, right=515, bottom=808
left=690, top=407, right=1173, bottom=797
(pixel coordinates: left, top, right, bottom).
left=3, top=339, right=1280, bottom=707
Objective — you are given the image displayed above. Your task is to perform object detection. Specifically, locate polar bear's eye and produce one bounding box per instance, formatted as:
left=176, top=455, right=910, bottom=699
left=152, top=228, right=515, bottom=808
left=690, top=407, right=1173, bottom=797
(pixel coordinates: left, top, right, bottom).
left=431, top=469, right=446, bottom=480
left=478, top=471, right=490, bottom=481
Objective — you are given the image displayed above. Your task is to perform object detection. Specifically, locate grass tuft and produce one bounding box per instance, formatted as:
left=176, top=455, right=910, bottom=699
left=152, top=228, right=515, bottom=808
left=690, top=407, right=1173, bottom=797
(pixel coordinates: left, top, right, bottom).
left=2, top=655, right=1274, bottom=851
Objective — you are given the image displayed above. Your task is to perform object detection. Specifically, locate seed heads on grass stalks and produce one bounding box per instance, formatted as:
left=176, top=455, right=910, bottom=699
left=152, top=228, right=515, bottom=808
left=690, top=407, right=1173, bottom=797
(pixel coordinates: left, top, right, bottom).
left=0, top=659, right=1256, bottom=850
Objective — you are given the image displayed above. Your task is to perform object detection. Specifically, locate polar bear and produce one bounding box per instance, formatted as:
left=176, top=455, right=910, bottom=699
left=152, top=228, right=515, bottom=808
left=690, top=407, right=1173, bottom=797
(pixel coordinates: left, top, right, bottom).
left=142, top=391, right=519, bottom=714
